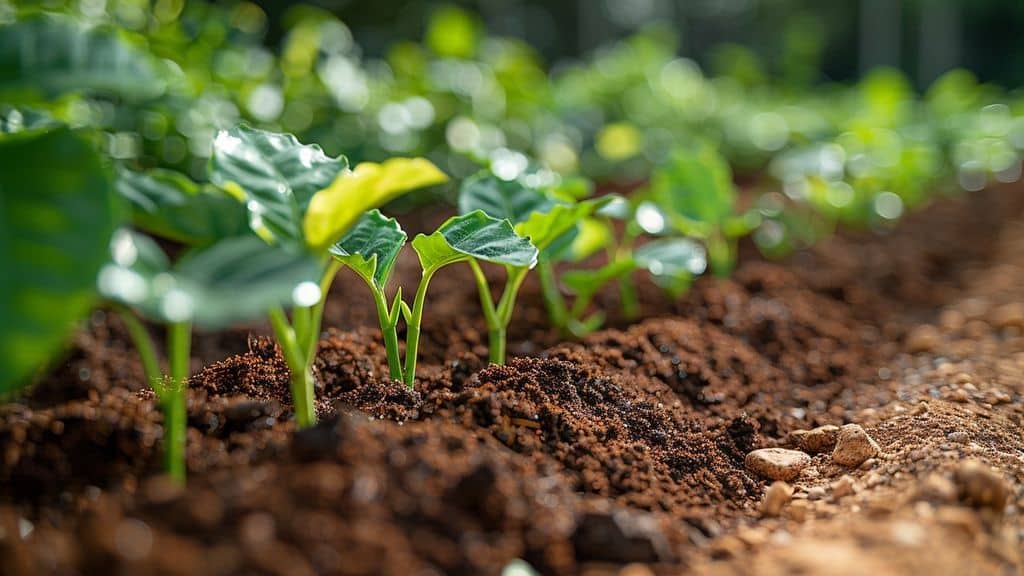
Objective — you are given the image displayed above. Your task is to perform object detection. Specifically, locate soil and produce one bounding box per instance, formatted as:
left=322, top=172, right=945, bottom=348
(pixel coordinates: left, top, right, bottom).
left=2, top=186, right=1023, bottom=575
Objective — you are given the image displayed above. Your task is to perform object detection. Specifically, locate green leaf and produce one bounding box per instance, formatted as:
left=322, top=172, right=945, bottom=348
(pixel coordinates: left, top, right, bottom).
left=210, top=125, right=347, bottom=245
left=566, top=218, right=614, bottom=262
left=634, top=238, right=707, bottom=296
left=304, top=157, right=448, bottom=250
left=0, top=14, right=165, bottom=102
left=329, top=209, right=407, bottom=289
left=457, top=173, right=554, bottom=223
left=515, top=196, right=613, bottom=252
left=99, top=231, right=322, bottom=329
left=116, top=167, right=249, bottom=246
left=649, top=146, right=737, bottom=236
left=1, top=126, right=122, bottom=393
left=412, top=210, right=538, bottom=274
left=562, top=259, right=636, bottom=297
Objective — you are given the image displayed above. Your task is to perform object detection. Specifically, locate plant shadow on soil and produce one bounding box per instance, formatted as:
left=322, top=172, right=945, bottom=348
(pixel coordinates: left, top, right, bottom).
left=1, top=185, right=1022, bottom=575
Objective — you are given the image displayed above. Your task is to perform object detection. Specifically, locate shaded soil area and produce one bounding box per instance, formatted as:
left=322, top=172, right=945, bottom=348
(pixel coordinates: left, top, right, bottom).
left=1, top=186, right=1023, bottom=574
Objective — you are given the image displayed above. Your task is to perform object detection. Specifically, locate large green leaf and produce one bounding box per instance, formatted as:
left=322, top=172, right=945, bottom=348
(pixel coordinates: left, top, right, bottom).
left=0, top=14, right=165, bottom=102
left=0, top=126, right=122, bottom=393
left=412, top=210, right=538, bottom=274
left=99, top=231, right=322, bottom=329
left=304, top=157, right=448, bottom=250
left=457, top=173, right=554, bottom=223
left=116, top=167, right=249, bottom=246
left=649, top=146, right=736, bottom=236
left=329, top=209, right=407, bottom=289
left=515, top=196, right=613, bottom=252
left=209, top=125, right=347, bottom=245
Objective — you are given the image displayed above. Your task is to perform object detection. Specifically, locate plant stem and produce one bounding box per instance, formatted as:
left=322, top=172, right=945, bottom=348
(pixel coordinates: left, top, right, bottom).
left=303, top=260, right=341, bottom=364
left=269, top=306, right=317, bottom=428
left=537, top=258, right=567, bottom=330
left=708, top=232, right=735, bottom=278
left=403, top=269, right=435, bottom=387
left=488, top=327, right=506, bottom=364
left=372, top=287, right=403, bottom=381
left=163, top=321, right=191, bottom=485
left=614, top=230, right=639, bottom=319
left=489, top=266, right=529, bottom=364
left=115, top=308, right=161, bottom=386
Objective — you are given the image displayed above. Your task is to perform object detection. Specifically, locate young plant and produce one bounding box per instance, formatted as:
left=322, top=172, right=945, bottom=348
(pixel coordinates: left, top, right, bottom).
left=331, top=209, right=537, bottom=383
left=459, top=171, right=704, bottom=339
left=458, top=172, right=612, bottom=356
left=208, top=125, right=447, bottom=424
left=98, top=230, right=321, bottom=483
left=644, top=145, right=760, bottom=277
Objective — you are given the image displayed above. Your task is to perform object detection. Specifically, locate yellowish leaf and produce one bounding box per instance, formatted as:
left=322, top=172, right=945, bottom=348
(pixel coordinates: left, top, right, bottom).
left=303, top=157, right=448, bottom=250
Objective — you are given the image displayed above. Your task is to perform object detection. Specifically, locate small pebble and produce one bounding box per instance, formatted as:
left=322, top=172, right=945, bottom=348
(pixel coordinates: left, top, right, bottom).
left=989, top=303, right=1024, bottom=330
left=946, top=431, right=969, bottom=444
left=831, top=424, right=880, bottom=467
left=906, top=325, right=941, bottom=353
left=745, top=448, right=811, bottom=481
left=831, top=476, right=855, bottom=499
left=797, top=425, right=840, bottom=454
left=761, top=481, right=792, bottom=517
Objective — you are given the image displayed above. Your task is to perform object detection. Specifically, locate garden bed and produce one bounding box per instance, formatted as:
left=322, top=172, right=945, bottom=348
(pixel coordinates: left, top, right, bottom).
left=2, top=185, right=1022, bottom=575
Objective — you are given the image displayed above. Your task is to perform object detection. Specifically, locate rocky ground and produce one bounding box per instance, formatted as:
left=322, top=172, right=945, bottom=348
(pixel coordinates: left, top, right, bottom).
left=692, top=213, right=1024, bottom=576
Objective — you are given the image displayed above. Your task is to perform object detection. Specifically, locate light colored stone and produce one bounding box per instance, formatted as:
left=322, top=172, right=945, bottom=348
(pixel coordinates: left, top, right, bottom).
left=796, top=425, right=840, bottom=454
left=906, top=325, right=941, bottom=353
left=831, top=424, right=880, bottom=467
left=786, top=500, right=810, bottom=522
left=831, top=475, right=855, bottom=499
left=990, top=302, right=1024, bottom=329
left=745, top=448, right=811, bottom=481
left=617, top=564, right=655, bottom=576
left=761, top=481, right=792, bottom=517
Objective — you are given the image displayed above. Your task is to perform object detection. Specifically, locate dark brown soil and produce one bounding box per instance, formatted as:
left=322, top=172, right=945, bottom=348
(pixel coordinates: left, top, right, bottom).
left=2, top=186, right=1024, bottom=575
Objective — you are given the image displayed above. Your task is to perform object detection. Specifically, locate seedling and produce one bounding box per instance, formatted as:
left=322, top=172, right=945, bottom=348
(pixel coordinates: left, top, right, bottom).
left=458, top=172, right=617, bottom=353
left=98, top=230, right=321, bottom=483
left=332, top=209, right=536, bottom=383
left=209, top=125, right=447, bottom=424
left=644, top=145, right=759, bottom=277
left=459, top=172, right=705, bottom=339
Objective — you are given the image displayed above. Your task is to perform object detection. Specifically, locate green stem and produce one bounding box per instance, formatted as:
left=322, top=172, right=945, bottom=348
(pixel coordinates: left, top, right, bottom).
left=708, top=232, right=736, bottom=278
left=302, top=261, right=341, bottom=364
left=115, top=308, right=161, bottom=386
left=372, top=287, right=404, bottom=381
left=614, top=231, right=640, bottom=319
left=163, top=321, right=191, bottom=485
left=468, top=260, right=499, bottom=327
left=403, top=269, right=435, bottom=388
left=537, top=258, right=568, bottom=329
left=269, top=307, right=316, bottom=428
left=488, top=327, right=506, bottom=365
left=488, top=266, right=529, bottom=364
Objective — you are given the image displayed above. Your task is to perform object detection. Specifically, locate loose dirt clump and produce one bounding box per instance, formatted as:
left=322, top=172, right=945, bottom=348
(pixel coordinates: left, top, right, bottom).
left=548, top=318, right=792, bottom=435
left=424, top=357, right=762, bottom=523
